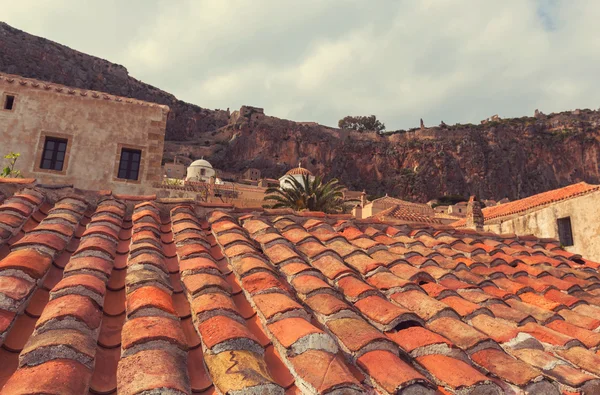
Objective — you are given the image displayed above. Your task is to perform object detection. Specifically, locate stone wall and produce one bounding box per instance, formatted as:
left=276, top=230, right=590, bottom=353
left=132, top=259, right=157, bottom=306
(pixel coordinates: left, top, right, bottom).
left=485, top=191, right=600, bottom=260
left=0, top=74, right=168, bottom=194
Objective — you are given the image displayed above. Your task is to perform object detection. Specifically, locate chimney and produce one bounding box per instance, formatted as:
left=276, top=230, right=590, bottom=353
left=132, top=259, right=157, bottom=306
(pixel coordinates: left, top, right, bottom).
left=466, top=195, right=484, bottom=231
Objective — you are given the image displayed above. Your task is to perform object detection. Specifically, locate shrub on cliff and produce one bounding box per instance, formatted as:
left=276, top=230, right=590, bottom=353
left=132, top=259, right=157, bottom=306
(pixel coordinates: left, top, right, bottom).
left=338, top=115, right=385, bottom=133
left=263, top=174, right=348, bottom=213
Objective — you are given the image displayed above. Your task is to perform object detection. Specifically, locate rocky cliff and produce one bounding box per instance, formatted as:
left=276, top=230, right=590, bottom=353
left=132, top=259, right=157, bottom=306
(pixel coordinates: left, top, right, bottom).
left=2, top=21, right=600, bottom=201
left=174, top=109, right=600, bottom=201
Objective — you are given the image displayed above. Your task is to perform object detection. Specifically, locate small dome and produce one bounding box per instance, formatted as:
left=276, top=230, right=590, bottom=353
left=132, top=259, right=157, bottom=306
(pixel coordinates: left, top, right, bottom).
left=190, top=159, right=213, bottom=168
left=285, top=163, right=313, bottom=176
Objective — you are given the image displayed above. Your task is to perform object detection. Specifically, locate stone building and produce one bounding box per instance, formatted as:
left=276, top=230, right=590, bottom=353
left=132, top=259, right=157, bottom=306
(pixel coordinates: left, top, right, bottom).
left=163, top=156, right=186, bottom=179
left=243, top=168, right=261, bottom=181
left=447, top=201, right=468, bottom=217
left=0, top=72, right=168, bottom=194
left=454, top=182, right=600, bottom=260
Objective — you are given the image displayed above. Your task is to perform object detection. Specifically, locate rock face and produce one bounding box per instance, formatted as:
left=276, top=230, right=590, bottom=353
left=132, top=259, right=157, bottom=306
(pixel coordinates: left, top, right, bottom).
left=2, top=21, right=600, bottom=201
left=0, top=22, right=229, bottom=140
left=199, top=111, right=600, bottom=202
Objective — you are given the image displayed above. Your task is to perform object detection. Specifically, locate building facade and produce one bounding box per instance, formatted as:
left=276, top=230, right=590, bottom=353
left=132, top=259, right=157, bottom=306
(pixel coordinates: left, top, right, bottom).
left=163, top=156, right=186, bottom=179
left=0, top=73, right=168, bottom=194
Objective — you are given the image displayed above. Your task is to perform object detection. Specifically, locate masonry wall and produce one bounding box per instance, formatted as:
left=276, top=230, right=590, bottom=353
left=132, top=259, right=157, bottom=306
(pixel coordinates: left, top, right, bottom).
left=485, top=191, right=600, bottom=261
left=0, top=76, right=168, bottom=194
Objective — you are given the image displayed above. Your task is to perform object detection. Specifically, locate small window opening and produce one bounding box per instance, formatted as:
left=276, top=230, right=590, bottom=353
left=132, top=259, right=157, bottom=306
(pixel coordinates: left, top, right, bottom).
left=40, top=137, right=68, bottom=171
left=118, top=148, right=141, bottom=180
left=4, top=95, right=15, bottom=110
left=557, top=217, right=574, bottom=247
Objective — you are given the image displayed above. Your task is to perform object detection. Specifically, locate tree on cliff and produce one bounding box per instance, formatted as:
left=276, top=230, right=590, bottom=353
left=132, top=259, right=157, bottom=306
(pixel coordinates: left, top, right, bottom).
left=338, top=115, right=386, bottom=133
left=263, top=174, right=348, bottom=213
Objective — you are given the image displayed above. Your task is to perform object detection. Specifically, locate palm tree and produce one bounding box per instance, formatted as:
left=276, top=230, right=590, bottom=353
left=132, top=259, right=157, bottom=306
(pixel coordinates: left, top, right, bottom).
left=263, top=174, right=349, bottom=213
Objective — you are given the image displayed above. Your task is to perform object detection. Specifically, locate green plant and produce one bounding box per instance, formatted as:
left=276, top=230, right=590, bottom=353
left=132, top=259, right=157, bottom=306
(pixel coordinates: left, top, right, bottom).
left=1, top=152, right=23, bottom=178
left=263, top=174, right=347, bottom=213
left=338, top=115, right=386, bottom=133
left=163, top=178, right=183, bottom=186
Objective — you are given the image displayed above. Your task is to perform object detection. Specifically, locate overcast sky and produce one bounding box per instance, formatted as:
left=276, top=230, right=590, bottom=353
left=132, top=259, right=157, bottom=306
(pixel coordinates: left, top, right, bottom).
left=3, top=0, right=600, bottom=130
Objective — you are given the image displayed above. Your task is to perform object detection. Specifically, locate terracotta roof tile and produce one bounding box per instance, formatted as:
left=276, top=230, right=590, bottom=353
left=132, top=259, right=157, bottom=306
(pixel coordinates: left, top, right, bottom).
left=416, top=354, right=500, bottom=392
left=2, top=188, right=600, bottom=393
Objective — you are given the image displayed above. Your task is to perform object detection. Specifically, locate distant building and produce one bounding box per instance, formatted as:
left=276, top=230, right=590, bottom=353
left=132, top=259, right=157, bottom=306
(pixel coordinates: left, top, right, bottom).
left=243, top=168, right=261, bottom=181
left=448, top=201, right=468, bottom=217
left=163, top=156, right=186, bottom=179
left=454, top=182, right=600, bottom=260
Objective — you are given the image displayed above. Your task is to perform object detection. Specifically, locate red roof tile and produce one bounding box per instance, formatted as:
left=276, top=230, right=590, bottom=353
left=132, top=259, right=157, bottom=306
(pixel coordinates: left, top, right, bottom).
left=1, top=186, right=600, bottom=394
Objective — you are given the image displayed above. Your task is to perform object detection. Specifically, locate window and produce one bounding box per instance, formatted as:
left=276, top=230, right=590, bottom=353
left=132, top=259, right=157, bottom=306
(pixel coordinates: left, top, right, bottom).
left=118, top=148, right=141, bottom=180
left=557, top=217, right=574, bottom=246
left=3, top=95, right=15, bottom=110
left=200, top=169, right=206, bottom=176
left=40, top=137, right=68, bottom=171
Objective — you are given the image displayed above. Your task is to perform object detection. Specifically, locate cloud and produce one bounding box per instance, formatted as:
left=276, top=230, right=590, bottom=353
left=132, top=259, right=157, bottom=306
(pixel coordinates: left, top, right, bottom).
left=3, top=0, right=600, bottom=130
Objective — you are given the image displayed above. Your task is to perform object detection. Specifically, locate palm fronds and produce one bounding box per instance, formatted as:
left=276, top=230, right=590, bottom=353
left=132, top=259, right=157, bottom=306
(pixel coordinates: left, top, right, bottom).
left=263, top=174, right=347, bottom=214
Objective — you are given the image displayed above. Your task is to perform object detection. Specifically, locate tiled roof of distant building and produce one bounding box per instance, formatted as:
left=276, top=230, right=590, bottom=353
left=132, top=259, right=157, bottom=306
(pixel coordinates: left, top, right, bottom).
left=375, top=204, right=444, bottom=225
left=0, top=179, right=600, bottom=394
left=453, top=182, right=600, bottom=227
left=369, top=195, right=427, bottom=208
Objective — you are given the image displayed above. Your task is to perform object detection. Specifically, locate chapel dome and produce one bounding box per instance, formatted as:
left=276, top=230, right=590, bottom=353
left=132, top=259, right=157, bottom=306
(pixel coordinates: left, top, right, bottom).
left=190, top=159, right=213, bottom=168
left=285, top=164, right=313, bottom=176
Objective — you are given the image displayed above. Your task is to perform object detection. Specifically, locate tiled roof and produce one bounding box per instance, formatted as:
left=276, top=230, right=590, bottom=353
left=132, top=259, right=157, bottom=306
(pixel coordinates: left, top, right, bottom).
left=454, top=182, right=600, bottom=227
left=0, top=72, right=170, bottom=111
left=1, top=185, right=600, bottom=394
left=285, top=166, right=313, bottom=176
left=375, top=204, right=444, bottom=225
left=369, top=195, right=427, bottom=208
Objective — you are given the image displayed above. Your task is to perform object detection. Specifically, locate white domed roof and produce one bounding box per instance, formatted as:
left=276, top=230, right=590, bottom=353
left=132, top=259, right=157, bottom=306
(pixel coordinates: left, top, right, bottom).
left=190, top=159, right=213, bottom=168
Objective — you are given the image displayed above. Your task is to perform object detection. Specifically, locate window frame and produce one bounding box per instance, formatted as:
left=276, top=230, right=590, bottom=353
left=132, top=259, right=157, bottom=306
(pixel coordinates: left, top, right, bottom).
left=557, top=216, right=574, bottom=247
left=1, top=92, right=17, bottom=112
left=113, top=144, right=145, bottom=184
left=40, top=137, right=68, bottom=171
left=117, top=148, right=142, bottom=181
left=34, top=132, right=73, bottom=175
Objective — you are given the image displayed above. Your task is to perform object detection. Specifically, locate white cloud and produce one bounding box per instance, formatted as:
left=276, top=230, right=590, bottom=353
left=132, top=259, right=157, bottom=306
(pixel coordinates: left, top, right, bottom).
left=3, top=0, right=600, bottom=130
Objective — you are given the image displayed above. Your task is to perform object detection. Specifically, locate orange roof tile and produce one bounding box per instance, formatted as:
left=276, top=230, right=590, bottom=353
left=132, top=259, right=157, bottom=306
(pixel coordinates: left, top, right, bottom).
left=0, top=183, right=599, bottom=393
